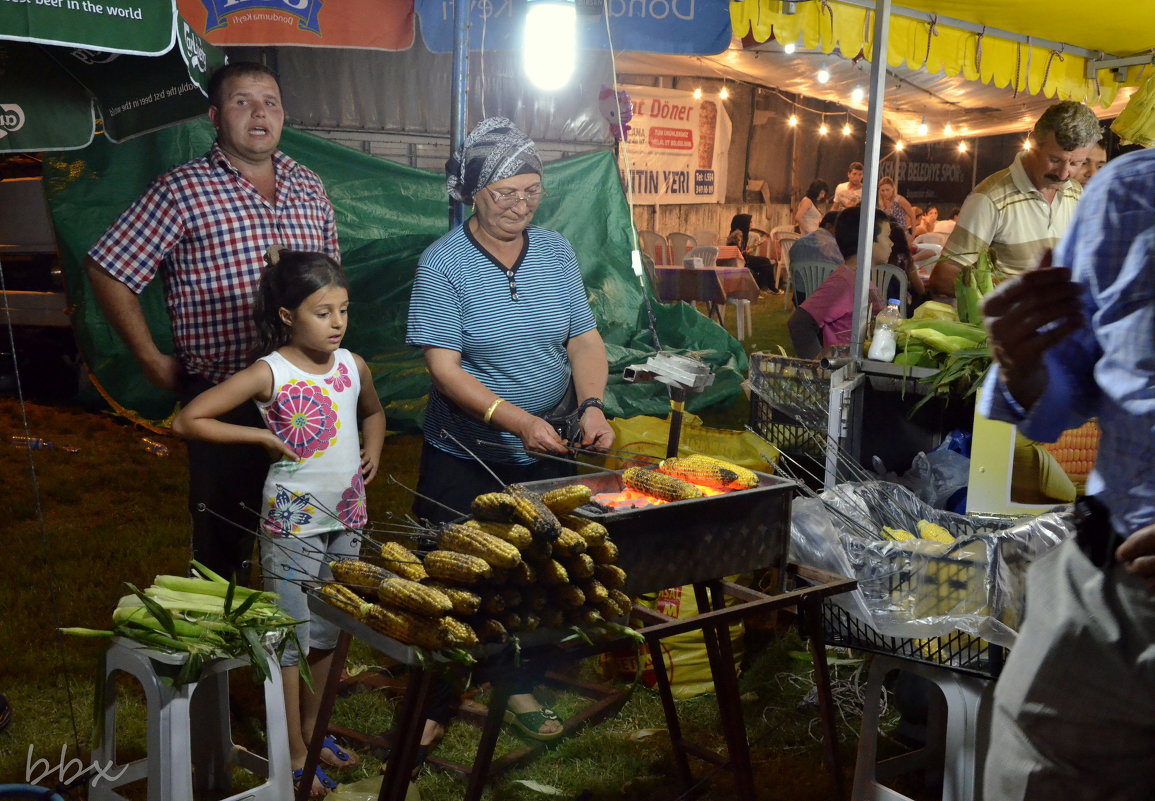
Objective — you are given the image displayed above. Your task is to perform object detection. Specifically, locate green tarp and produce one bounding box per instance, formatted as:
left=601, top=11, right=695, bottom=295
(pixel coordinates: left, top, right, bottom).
left=45, top=120, right=746, bottom=430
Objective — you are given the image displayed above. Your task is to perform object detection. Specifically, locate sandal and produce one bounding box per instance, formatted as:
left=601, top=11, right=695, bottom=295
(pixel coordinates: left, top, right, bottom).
left=503, top=706, right=566, bottom=742
left=378, top=743, right=429, bottom=779
left=320, top=734, right=359, bottom=768
left=293, top=765, right=338, bottom=796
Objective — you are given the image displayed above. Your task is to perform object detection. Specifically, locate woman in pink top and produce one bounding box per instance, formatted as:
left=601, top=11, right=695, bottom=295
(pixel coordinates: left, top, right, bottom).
left=788, top=207, right=890, bottom=359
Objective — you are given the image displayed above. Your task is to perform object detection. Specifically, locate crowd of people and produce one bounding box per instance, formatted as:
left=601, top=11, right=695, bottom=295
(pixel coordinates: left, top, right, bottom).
left=79, top=57, right=1148, bottom=799
left=85, top=63, right=612, bottom=796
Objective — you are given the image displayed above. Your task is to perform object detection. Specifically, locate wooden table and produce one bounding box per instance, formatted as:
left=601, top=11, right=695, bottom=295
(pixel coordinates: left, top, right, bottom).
left=652, top=265, right=761, bottom=323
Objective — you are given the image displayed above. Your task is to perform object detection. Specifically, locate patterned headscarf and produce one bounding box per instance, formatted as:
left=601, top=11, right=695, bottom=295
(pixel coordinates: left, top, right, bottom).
left=446, top=117, right=543, bottom=205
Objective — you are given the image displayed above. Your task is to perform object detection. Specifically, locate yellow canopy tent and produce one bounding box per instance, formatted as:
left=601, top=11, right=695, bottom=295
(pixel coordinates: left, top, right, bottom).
left=730, top=0, right=1155, bottom=145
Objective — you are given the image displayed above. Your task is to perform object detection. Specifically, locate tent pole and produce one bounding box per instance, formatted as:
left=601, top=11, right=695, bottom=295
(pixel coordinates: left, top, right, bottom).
left=849, top=0, right=893, bottom=365
left=449, top=0, right=470, bottom=229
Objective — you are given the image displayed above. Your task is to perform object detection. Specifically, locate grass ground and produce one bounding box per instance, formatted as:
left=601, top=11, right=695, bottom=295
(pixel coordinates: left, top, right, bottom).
left=1, top=296, right=939, bottom=800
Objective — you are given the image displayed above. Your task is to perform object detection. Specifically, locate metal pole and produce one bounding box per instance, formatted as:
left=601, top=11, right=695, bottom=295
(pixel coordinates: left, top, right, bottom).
left=449, top=0, right=470, bottom=230
left=849, top=0, right=894, bottom=365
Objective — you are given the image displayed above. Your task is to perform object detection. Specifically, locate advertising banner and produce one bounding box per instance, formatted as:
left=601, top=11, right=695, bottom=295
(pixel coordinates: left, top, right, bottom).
left=177, top=0, right=415, bottom=50
left=880, top=144, right=974, bottom=210
left=416, top=0, right=730, bottom=55
left=619, top=85, right=731, bottom=206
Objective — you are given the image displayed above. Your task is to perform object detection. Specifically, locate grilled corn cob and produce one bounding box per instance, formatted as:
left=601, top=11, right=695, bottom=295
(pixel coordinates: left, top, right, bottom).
left=464, top=519, right=533, bottom=550
left=608, top=589, right=633, bottom=616
left=508, top=560, right=537, bottom=586
left=329, top=559, right=391, bottom=591
left=539, top=607, right=566, bottom=630
left=566, top=553, right=596, bottom=580
left=500, top=611, right=525, bottom=632
left=567, top=606, right=605, bottom=627
left=658, top=454, right=759, bottom=490
left=558, top=514, right=607, bottom=546
left=480, top=590, right=506, bottom=615
left=427, top=582, right=482, bottom=616
left=518, top=611, right=541, bottom=632
left=523, top=540, right=553, bottom=562
left=470, top=616, right=509, bottom=643
left=423, top=550, right=493, bottom=584
left=520, top=584, right=549, bottom=612
left=622, top=466, right=703, bottom=502
left=586, top=539, right=619, bottom=565
left=320, top=583, right=371, bottom=618
left=438, top=523, right=522, bottom=570
left=580, top=579, right=610, bottom=606
left=507, top=486, right=563, bottom=541
left=550, top=583, right=587, bottom=609
left=500, top=587, right=523, bottom=610
left=376, top=577, right=452, bottom=618
left=594, top=563, right=627, bottom=590
left=541, top=483, right=593, bottom=515
left=361, top=603, right=452, bottom=650
left=534, top=558, right=570, bottom=585
left=379, top=541, right=427, bottom=582
left=552, top=527, right=588, bottom=558
left=471, top=492, right=520, bottom=522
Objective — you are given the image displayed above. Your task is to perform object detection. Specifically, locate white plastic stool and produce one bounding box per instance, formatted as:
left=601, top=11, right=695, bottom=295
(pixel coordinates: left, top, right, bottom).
left=90, top=638, right=291, bottom=801
left=726, top=298, right=753, bottom=340
left=852, top=655, right=994, bottom=801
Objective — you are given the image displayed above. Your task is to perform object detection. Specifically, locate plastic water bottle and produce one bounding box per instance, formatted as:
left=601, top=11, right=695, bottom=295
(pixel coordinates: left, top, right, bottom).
left=142, top=437, right=170, bottom=457
left=867, top=298, right=903, bottom=362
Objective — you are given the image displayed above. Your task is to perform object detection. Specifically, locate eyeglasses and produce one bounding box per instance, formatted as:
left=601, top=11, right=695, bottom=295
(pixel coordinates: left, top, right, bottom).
left=486, top=186, right=547, bottom=208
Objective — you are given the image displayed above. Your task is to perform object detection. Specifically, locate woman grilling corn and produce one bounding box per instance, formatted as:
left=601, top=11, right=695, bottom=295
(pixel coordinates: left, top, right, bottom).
left=405, top=117, right=614, bottom=754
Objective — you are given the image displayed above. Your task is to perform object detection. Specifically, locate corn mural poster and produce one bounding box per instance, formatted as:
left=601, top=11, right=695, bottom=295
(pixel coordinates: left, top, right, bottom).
left=618, top=84, right=731, bottom=206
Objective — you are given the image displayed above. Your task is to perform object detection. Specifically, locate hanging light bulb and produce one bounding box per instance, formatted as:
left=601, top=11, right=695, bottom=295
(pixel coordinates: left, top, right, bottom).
left=693, top=87, right=702, bottom=100
left=719, top=86, right=730, bottom=100
left=943, top=122, right=954, bottom=137
left=817, top=66, right=831, bottom=84
left=783, top=42, right=796, bottom=54
left=917, top=116, right=929, bottom=136
left=788, top=114, right=798, bottom=127
left=819, top=121, right=829, bottom=136
left=842, top=122, right=852, bottom=136
left=851, top=85, right=865, bottom=104
left=958, top=141, right=968, bottom=153
left=523, top=0, right=577, bottom=91
left=895, top=141, right=905, bottom=151
left=1022, top=138, right=1033, bottom=150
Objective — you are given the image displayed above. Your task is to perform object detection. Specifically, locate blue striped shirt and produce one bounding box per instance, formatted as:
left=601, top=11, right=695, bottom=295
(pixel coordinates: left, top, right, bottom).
left=406, top=222, right=597, bottom=464
left=981, top=147, right=1155, bottom=537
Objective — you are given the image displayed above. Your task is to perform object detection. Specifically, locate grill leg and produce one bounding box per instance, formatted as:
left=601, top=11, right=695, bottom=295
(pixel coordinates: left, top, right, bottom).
left=643, top=630, right=695, bottom=791
left=377, top=667, right=436, bottom=801
left=298, top=630, right=353, bottom=801
left=803, top=598, right=847, bottom=801
left=694, top=582, right=755, bottom=801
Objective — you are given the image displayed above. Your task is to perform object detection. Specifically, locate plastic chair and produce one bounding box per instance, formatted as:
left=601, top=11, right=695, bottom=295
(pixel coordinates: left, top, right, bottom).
left=638, top=230, right=670, bottom=266
left=871, top=263, right=908, bottom=316
left=853, top=655, right=993, bottom=801
left=91, top=638, right=291, bottom=801
left=690, top=229, right=719, bottom=247
left=775, top=232, right=801, bottom=305
left=685, top=245, right=719, bottom=267
left=790, top=260, right=838, bottom=308
left=667, top=232, right=696, bottom=260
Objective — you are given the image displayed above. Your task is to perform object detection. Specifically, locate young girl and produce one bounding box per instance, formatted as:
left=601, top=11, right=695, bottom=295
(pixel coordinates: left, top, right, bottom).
left=173, top=247, right=385, bottom=797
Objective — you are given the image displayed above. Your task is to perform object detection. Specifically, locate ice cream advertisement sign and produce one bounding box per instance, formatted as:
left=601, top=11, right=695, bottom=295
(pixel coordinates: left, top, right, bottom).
left=618, top=85, right=731, bottom=206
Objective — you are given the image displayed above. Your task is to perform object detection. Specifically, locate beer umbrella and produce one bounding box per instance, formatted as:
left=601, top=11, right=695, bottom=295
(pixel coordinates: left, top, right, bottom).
left=0, top=0, right=225, bottom=153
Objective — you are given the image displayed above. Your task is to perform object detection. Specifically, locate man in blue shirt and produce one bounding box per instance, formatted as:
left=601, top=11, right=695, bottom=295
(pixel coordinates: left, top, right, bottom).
left=979, top=147, right=1155, bottom=800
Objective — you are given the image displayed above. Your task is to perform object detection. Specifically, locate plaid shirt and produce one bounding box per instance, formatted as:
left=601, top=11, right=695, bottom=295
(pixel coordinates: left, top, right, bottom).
left=89, top=142, right=339, bottom=384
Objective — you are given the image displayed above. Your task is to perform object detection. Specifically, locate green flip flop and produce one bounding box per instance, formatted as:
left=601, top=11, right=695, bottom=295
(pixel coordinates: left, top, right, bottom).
left=503, top=706, right=565, bottom=742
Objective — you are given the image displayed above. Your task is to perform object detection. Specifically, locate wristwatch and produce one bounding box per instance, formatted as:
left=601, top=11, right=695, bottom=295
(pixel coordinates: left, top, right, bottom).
left=577, top=397, right=605, bottom=416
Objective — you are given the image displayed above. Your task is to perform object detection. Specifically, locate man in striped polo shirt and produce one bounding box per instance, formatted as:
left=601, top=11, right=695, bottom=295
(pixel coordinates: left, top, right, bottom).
left=927, top=101, right=1100, bottom=298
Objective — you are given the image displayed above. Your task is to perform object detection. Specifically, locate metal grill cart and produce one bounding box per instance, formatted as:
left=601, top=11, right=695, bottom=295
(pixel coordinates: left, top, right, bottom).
left=747, top=353, right=975, bottom=491
left=295, top=468, right=859, bottom=801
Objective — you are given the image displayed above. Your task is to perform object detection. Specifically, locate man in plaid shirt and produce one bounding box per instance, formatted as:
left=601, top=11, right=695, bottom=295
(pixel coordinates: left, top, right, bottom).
left=85, top=62, right=339, bottom=583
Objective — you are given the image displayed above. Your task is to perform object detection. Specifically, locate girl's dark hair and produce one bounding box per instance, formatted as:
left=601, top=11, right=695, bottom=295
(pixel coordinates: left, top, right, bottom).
left=804, top=180, right=829, bottom=202
left=728, top=213, right=753, bottom=247
left=249, top=249, right=347, bottom=361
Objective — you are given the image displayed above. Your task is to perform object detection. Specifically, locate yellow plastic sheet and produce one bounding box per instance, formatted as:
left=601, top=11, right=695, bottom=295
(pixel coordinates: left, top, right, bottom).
left=605, top=413, right=779, bottom=473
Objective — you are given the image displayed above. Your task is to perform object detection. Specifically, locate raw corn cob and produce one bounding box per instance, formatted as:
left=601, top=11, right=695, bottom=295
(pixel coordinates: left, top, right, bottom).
left=622, top=467, right=703, bottom=502
left=439, top=523, right=523, bottom=570
left=917, top=519, right=956, bottom=544
left=423, top=551, right=494, bottom=584
left=880, top=526, right=916, bottom=542
left=379, top=541, right=427, bottom=582
left=541, top=483, right=593, bottom=515
left=376, top=578, right=452, bottom=618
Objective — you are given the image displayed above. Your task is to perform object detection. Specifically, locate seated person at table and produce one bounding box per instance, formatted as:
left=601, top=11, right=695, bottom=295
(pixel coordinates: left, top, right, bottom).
left=787, top=207, right=888, bottom=360
left=888, top=222, right=928, bottom=307
left=726, top=213, right=780, bottom=293
left=788, top=210, right=842, bottom=273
